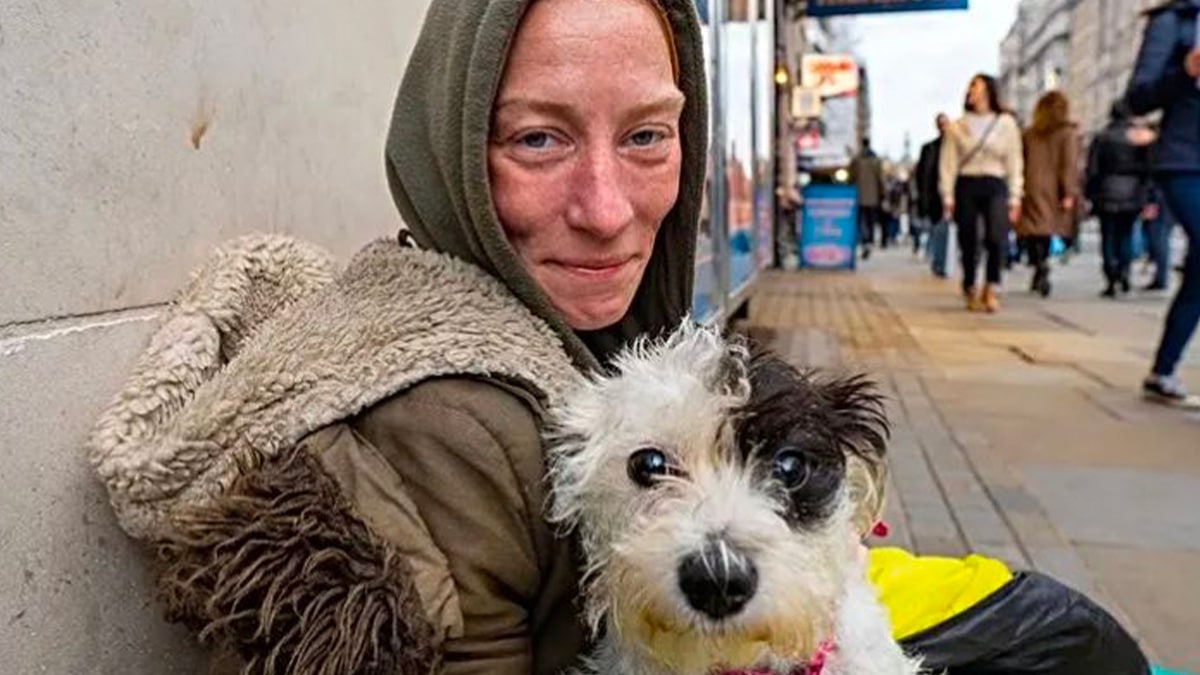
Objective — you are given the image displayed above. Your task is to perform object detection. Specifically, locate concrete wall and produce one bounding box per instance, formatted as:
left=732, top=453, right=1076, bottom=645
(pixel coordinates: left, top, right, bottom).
left=0, top=1, right=431, bottom=671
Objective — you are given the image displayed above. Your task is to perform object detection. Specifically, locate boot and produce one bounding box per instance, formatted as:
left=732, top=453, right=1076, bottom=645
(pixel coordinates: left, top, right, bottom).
left=982, top=284, right=1001, bottom=313
left=965, top=287, right=984, bottom=312
left=1037, top=264, right=1052, bottom=298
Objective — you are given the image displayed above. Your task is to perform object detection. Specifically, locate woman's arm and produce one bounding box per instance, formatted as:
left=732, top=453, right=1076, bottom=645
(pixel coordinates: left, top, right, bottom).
left=350, top=378, right=582, bottom=675
left=1059, top=130, right=1080, bottom=203
left=1127, top=10, right=1189, bottom=115
left=1005, top=117, right=1025, bottom=208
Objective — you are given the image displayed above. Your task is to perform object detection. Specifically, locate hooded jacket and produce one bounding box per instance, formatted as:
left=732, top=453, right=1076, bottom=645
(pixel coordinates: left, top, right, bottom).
left=1085, top=108, right=1154, bottom=214
left=88, top=1, right=708, bottom=673
left=1127, top=0, right=1200, bottom=172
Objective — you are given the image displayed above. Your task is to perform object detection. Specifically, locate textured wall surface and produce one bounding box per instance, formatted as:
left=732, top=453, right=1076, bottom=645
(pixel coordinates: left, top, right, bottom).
left=0, top=2, right=431, bottom=671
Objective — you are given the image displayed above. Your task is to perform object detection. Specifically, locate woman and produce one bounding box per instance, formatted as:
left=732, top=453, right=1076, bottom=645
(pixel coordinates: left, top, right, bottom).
left=939, top=74, right=1025, bottom=313
left=1019, top=91, right=1078, bottom=298
left=1084, top=101, right=1154, bottom=298
left=89, top=0, right=708, bottom=672
left=1127, top=0, right=1200, bottom=408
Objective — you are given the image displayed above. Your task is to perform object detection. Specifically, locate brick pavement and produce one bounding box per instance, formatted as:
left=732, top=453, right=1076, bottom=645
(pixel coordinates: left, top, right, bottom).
left=743, top=248, right=1200, bottom=671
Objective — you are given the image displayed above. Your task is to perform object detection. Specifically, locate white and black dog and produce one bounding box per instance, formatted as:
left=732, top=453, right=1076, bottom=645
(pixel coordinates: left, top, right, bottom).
left=547, top=324, right=920, bottom=675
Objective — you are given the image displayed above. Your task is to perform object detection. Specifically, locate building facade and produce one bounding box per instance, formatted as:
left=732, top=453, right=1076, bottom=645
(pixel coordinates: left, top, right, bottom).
left=998, top=0, right=1077, bottom=123
left=0, top=1, right=433, bottom=671
left=1067, top=0, right=1160, bottom=139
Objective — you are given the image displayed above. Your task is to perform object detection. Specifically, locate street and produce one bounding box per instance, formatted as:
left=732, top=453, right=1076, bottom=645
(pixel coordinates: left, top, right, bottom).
left=747, top=232, right=1200, bottom=673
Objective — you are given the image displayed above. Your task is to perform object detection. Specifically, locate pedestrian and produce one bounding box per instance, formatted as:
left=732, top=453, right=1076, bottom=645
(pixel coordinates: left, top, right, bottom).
left=1127, top=0, right=1200, bottom=407
left=852, top=138, right=887, bottom=259
left=1084, top=101, right=1154, bottom=298
left=939, top=74, right=1025, bottom=312
left=917, top=113, right=952, bottom=276
left=1020, top=91, right=1079, bottom=298
left=88, top=0, right=710, bottom=672
left=1140, top=183, right=1174, bottom=292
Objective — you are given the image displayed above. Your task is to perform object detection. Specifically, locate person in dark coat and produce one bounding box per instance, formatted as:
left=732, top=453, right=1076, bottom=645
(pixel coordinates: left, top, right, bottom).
left=1085, top=101, right=1153, bottom=298
left=915, top=114, right=950, bottom=269
left=852, top=140, right=887, bottom=259
left=1126, top=0, right=1200, bottom=408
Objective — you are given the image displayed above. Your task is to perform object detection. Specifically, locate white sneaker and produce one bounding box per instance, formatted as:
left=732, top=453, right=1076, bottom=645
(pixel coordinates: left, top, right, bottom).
left=1142, top=375, right=1200, bottom=410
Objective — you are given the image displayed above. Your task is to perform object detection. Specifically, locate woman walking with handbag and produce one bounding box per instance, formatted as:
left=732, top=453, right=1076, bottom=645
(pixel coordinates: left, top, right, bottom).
left=1020, top=91, right=1079, bottom=298
left=939, top=74, right=1025, bottom=312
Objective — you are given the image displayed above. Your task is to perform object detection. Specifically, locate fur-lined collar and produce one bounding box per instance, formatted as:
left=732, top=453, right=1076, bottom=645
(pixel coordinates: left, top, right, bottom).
left=89, top=234, right=580, bottom=540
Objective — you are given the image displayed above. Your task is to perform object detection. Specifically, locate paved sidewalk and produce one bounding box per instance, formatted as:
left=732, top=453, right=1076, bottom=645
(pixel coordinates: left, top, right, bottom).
left=745, top=242, right=1200, bottom=672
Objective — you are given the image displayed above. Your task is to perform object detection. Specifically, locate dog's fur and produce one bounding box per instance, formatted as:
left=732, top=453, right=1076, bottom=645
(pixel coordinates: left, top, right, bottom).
left=547, top=324, right=920, bottom=675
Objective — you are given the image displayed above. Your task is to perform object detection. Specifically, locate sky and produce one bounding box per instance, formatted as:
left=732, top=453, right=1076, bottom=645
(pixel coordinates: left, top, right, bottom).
left=835, top=1, right=1021, bottom=160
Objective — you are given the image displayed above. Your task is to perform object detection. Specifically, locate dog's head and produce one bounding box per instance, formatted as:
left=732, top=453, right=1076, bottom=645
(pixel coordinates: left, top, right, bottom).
left=547, top=324, right=888, bottom=673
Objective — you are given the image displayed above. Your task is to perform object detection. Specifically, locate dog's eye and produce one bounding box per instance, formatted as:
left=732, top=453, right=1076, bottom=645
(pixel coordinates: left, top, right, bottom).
left=773, top=448, right=813, bottom=489
left=627, top=448, right=671, bottom=487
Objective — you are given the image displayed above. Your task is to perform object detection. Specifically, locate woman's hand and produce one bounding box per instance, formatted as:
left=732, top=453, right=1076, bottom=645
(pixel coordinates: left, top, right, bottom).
left=1185, top=48, right=1200, bottom=79
left=1008, top=204, right=1022, bottom=225
left=943, top=199, right=955, bottom=217
left=1061, top=196, right=1075, bottom=212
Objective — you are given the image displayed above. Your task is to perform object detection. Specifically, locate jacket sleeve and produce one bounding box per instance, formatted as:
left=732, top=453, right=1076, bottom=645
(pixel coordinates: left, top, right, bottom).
left=1084, top=137, right=1102, bottom=204
left=349, top=378, right=575, bottom=675
left=1127, top=10, right=1190, bottom=115
left=938, top=129, right=958, bottom=204
left=1059, top=130, right=1080, bottom=200
left=1005, top=116, right=1025, bottom=206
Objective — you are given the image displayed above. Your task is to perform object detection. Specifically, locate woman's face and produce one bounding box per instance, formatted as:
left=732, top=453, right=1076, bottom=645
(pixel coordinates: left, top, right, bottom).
left=967, top=77, right=989, bottom=113
left=489, top=0, right=685, bottom=331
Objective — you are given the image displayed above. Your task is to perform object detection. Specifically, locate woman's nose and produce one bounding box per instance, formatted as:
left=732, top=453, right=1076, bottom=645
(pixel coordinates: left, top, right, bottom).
left=566, top=149, right=636, bottom=238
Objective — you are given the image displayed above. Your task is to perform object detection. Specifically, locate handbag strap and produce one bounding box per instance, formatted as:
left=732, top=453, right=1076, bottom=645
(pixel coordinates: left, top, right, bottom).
left=958, top=115, right=1001, bottom=171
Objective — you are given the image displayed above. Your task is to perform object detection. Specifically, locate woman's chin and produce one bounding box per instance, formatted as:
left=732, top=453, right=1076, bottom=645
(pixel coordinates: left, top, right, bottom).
left=558, top=295, right=636, bottom=332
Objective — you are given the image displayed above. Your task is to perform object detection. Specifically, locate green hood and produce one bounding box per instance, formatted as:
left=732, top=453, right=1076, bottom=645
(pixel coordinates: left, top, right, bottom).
left=385, top=0, right=708, bottom=370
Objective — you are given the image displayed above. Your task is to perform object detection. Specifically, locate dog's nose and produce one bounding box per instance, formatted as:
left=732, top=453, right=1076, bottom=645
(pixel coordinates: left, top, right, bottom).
left=677, top=540, right=758, bottom=620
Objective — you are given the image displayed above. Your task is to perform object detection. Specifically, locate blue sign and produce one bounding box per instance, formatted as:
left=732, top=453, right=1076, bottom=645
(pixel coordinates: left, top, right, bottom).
left=807, top=0, right=968, bottom=17
left=799, top=185, right=858, bottom=270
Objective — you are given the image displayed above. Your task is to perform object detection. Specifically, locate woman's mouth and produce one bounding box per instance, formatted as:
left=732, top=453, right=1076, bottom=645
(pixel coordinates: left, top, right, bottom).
left=550, top=257, right=634, bottom=281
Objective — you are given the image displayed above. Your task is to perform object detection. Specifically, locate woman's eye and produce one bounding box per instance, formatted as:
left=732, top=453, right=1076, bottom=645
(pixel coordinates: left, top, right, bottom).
left=516, top=131, right=556, bottom=150
left=627, top=447, right=671, bottom=488
left=772, top=448, right=813, bottom=489
left=628, top=129, right=664, bottom=147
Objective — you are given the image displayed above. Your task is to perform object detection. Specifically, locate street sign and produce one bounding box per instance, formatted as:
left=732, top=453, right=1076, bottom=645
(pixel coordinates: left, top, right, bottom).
left=798, top=184, right=858, bottom=270
left=801, top=54, right=859, bottom=98
left=806, top=0, right=968, bottom=17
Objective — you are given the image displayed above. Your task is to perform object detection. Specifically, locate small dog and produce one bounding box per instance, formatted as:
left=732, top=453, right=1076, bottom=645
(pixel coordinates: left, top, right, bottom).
left=547, top=324, right=920, bottom=675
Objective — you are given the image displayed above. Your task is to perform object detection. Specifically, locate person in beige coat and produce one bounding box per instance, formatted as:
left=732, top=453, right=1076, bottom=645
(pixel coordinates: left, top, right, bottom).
left=1019, top=91, right=1079, bottom=298
left=939, top=74, right=1024, bottom=312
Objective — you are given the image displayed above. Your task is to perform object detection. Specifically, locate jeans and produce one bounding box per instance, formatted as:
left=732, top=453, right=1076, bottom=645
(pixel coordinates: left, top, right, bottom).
left=929, top=219, right=952, bottom=277
left=1099, top=211, right=1138, bottom=285
left=1143, top=216, right=1172, bottom=288
left=859, top=206, right=882, bottom=248
left=954, top=176, right=1009, bottom=291
left=1152, top=173, right=1200, bottom=377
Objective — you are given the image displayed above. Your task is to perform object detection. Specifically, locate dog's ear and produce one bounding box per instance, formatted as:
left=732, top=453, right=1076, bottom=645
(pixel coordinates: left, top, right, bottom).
left=818, top=374, right=890, bottom=535
left=818, top=374, right=889, bottom=463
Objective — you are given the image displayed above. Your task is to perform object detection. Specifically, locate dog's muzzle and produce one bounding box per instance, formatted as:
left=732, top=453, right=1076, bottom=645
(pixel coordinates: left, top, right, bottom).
left=677, top=538, right=759, bottom=620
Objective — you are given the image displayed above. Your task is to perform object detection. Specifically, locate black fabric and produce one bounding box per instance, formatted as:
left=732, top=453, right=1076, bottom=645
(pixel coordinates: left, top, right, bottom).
left=859, top=206, right=884, bottom=247
left=916, top=138, right=945, bottom=221
left=1101, top=211, right=1140, bottom=284
left=1085, top=122, right=1153, bottom=213
left=1027, top=235, right=1052, bottom=270
left=955, top=176, right=1009, bottom=290
left=900, top=572, right=1151, bottom=675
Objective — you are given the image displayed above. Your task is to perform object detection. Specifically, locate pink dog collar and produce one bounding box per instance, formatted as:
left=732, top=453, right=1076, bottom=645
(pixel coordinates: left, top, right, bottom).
left=719, top=639, right=836, bottom=675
